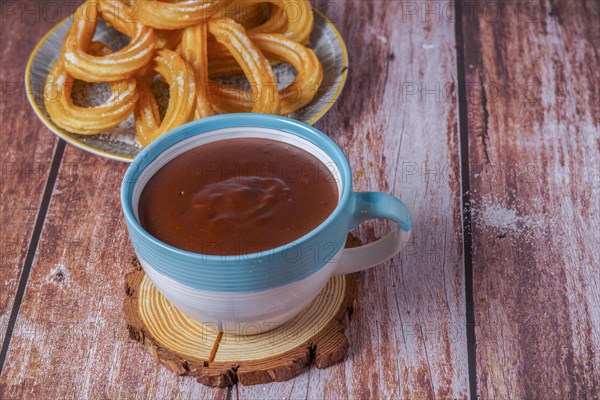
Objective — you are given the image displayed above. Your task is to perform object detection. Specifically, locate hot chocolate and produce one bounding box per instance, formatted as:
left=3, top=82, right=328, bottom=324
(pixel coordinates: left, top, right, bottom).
left=138, top=138, right=339, bottom=255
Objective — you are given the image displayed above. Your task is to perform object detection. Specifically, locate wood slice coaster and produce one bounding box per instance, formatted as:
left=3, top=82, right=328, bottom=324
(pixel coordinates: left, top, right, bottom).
left=123, top=236, right=361, bottom=387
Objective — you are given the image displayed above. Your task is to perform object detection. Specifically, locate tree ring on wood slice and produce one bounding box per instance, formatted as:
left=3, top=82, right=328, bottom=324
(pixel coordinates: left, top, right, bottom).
left=123, top=234, right=362, bottom=387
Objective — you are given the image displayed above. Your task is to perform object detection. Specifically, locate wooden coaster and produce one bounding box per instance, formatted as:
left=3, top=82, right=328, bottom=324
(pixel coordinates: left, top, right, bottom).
left=124, top=236, right=360, bottom=387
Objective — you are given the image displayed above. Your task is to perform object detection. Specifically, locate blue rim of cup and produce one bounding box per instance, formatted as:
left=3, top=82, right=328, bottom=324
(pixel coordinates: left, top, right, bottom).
left=121, top=113, right=353, bottom=265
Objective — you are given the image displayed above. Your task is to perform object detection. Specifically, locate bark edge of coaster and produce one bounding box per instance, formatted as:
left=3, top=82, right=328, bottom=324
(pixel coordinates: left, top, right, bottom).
left=123, top=236, right=360, bottom=388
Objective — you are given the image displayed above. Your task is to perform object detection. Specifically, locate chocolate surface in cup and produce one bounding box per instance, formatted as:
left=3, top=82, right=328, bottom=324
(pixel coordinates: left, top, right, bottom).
left=138, top=138, right=339, bottom=255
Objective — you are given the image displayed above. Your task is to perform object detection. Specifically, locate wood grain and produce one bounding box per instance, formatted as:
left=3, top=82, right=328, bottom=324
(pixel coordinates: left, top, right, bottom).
left=2, top=0, right=598, bottom=397
left=239, top=0, right=468, bottom=398
left=0, top=0, right=75, bottom=346
left=460, top=0, right=600, bottom=398
left=1, top=0, right=468, bottom=398
left=0, top=148, right=227, bottom=399
left=124, top=264, right=355, bottom=388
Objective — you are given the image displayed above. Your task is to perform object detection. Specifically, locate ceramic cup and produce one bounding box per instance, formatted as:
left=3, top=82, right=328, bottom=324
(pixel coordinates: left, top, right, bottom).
left=121, top=114, right=411, bottom=333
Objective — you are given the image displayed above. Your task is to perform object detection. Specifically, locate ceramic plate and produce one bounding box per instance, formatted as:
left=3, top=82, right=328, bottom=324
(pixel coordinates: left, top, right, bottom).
left=26, top=9, right=348, bottom=162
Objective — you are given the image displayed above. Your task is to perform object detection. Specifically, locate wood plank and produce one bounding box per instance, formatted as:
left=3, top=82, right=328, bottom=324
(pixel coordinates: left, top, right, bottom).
left=238, top=0, right=469, bottom=398
left=0, top=0, right=72, bottom=345
left=2, top=0, right=467, bottom=398
left=459, top=0, right=600, bottom=397
left=0, top=148, right=228, bottom=399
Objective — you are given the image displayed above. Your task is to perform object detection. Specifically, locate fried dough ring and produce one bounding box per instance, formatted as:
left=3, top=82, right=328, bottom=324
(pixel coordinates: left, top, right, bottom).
left=209, top=33, right=322, bottom=115
left=156, top=29, right=184, bottom=50
left=215, top=0, right=310, bottom=41
left=210, top=0, right=266, bottom=27
left=207, top=49, right=281, bottom=78
left=179, top=23, right=214, bottom=119
left=98, top=0, right=138, bottom=33
left=44, top=43, right=138, bottom=135
left=229, top=1, right=269, bottom=30
left=279, top=0, right=314, bottom=44
left=207, top=18, right=280, bottom=114
left=134, top=49, right=196, bottom=147
left=207, top=3, right=286, bottom=56
left=206, top=0, right=312, bottom=77
left=138, top=0, right=223, bottom=30
left=240, top=2, right=287, bottom=34
left=63, top=0, right=156, bottom=82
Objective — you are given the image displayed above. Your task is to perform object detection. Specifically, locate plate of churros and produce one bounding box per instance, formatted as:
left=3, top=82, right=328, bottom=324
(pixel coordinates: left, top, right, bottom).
left=26, top=0, right=348, bottom=162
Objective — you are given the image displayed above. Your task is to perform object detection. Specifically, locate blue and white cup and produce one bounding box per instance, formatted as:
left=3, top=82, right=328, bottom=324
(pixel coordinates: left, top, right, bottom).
left=121, top=114, right=411, bottom=332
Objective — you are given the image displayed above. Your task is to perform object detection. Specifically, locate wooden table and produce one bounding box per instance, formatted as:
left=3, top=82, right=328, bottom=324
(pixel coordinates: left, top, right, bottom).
left=1, top=0, right=599, bottom=398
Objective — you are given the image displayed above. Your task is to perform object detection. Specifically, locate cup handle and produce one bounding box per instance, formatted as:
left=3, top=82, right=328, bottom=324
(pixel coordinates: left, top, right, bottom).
left=333, top=192, right=412, bottom=276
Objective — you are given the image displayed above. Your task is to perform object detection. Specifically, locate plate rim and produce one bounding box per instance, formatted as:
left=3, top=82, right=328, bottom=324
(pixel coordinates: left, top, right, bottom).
left=25, top=8, right=349, bottom=163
